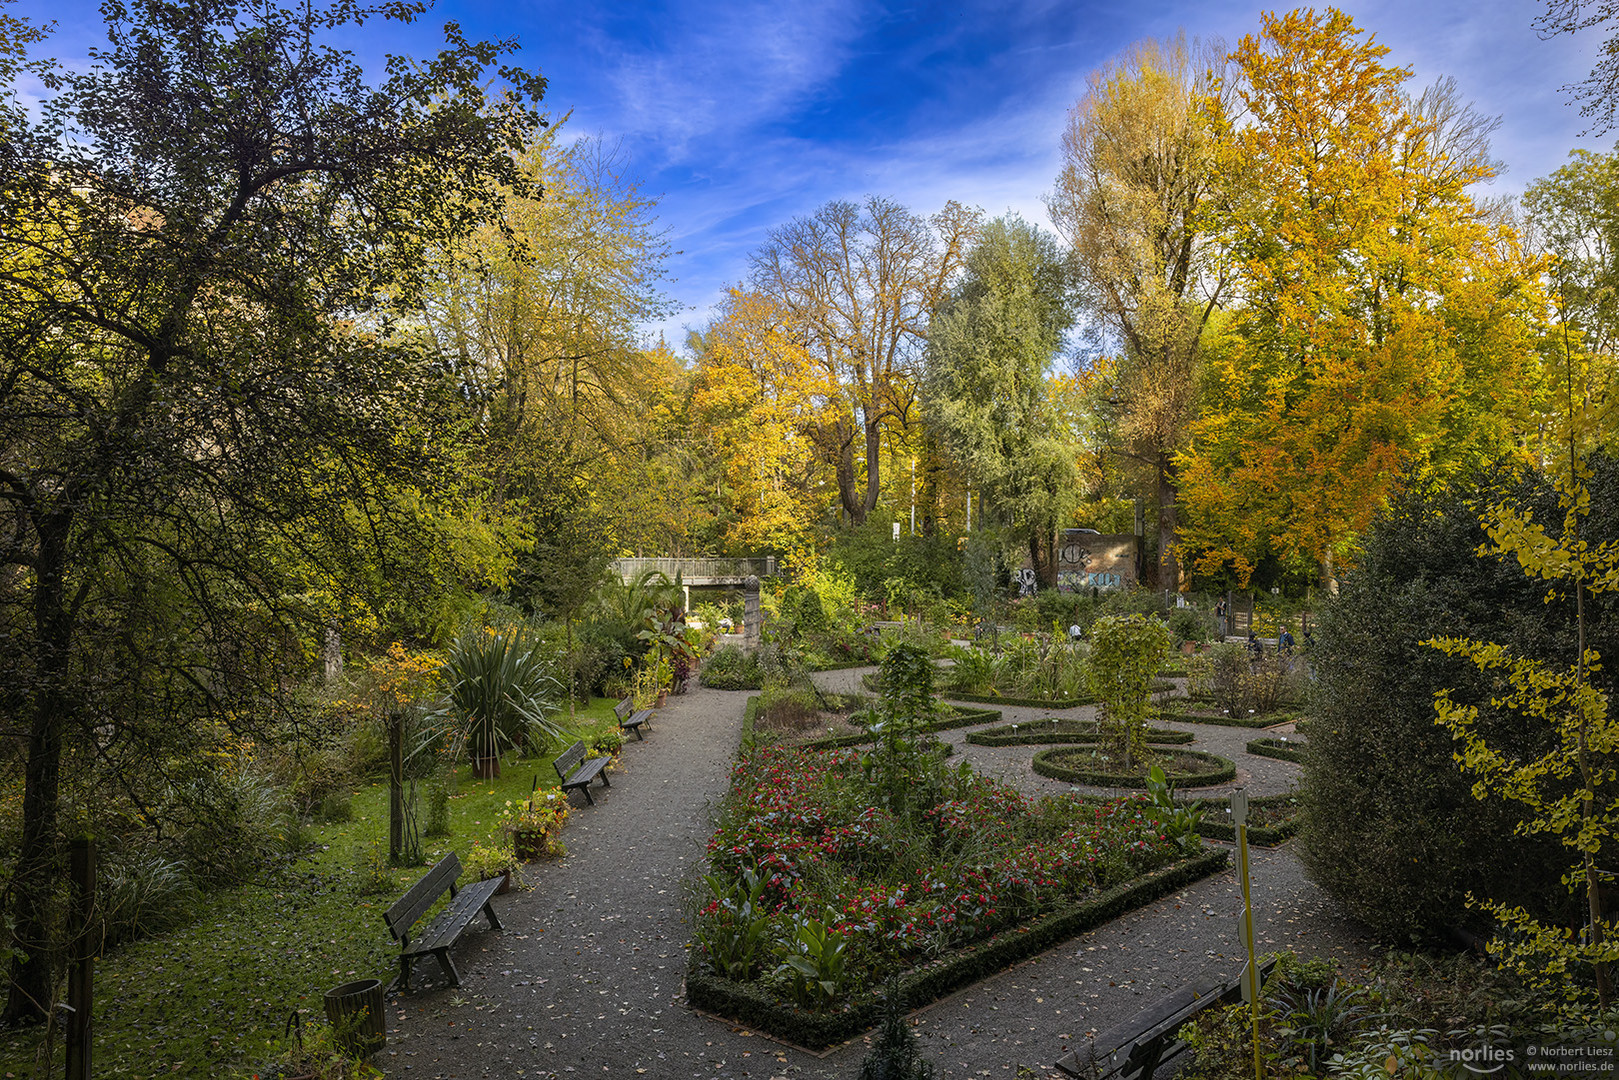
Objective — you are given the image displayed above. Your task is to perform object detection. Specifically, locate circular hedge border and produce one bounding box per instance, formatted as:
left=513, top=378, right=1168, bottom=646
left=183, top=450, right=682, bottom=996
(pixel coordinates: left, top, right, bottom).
left=1245, top=736, right=1304, bottom=764
left=1032, top=747, right=1236, bottom=788
left=967, top=722, right=1193, bottom=747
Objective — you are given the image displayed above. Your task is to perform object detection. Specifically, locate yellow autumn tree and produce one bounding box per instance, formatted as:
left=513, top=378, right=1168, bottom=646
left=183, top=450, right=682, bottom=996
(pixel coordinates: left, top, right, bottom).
left=691, top=289, right=837, bottom=570
left=1177, top=8, right=1546, bottom=588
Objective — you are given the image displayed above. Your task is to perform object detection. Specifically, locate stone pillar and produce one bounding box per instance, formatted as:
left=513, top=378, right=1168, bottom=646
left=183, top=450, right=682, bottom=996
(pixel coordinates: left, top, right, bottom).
left=742, top=575, right=762, bottom=652
left=322, top=621, right=343, bottom=682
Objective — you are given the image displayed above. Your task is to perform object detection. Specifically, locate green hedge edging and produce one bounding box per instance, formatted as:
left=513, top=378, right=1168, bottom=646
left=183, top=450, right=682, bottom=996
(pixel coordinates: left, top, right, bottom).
left=1245, top=737, right=1304, bottom=764
left=684, top=846, right=1229, bottom=1050
left=859, top=672, right=1095, bottom=709
left=806, top=657, right=882, bottom=672
left=795, top=706, right=1003, bottom=752
left=741, top=695, right=762, bottom=746
left=944, top=690, right=1097, bottom=709
left=1192, top=792, right=1301, bottom=846
left=1032, top=747, right=1236, bottom=788
left=1159, top=710, right=1276, bottom=730
left=967, top=724, right=1193, bottom=747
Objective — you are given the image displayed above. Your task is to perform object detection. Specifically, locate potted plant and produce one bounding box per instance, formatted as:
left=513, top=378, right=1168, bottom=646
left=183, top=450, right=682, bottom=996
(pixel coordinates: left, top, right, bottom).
left=592, top=728, right=624, bottom=769
left=498, top=788, right=572, bottom=862
left=463, top=839, right=523, bottom=894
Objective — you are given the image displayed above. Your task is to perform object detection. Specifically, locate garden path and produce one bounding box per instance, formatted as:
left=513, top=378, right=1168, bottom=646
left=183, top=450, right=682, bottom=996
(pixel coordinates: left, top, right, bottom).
left=382, top=672, right=1373, bottom=1080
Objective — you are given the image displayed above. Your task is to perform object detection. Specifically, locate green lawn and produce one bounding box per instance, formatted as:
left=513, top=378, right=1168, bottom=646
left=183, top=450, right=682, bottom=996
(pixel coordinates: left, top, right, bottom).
left=0, top=698, right=622, bottom=1080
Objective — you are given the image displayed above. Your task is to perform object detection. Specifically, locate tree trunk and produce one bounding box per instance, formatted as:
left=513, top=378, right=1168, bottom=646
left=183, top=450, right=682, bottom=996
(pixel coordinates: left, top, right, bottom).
left=7, top=513, right=72, bottom=1025
left=1028, top=528, right=1058, bottom=589
left=860, top=416, right=882, bottom=525
left=836, top=433, right=861, bottom=526
left=388, top=713, right=404, bottom=864
left=1157, top=455, right=1180, bottom=592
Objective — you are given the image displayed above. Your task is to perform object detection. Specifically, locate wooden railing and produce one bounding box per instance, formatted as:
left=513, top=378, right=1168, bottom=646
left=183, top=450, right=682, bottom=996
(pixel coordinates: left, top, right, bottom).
left=611, top=556, right=777, bottom=583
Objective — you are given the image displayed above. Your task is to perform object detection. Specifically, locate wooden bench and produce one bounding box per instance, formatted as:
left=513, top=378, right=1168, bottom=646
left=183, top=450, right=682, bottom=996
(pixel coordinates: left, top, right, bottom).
left=554, top=739, right=610, bottom=804
left=381, top=852, right=503, bottom=991
left=1054, top=957, right=1275, bottom=1080
left=614, top=697, right=654, bottom=740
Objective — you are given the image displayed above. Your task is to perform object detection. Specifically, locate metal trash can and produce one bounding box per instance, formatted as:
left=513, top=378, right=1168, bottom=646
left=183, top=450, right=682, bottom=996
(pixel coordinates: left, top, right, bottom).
left=323, top=978, right=385, bottom=1056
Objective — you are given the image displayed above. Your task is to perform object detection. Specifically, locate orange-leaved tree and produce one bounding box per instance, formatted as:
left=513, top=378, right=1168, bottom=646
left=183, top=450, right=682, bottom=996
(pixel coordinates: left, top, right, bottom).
left=1177, top=8, right=1546, bottom=588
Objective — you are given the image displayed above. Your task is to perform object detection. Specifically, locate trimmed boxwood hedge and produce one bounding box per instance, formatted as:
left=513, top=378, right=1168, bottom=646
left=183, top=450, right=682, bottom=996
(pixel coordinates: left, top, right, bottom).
left=859, top=672, right=1096, bottom=709
left=684, top=847, right=1229, bottom=1050
left=794, top=705, right=1003, bottom=751
left=1246, top=737, right=1304, bottom=764
left=1158, top=709, right=1277, bottom=730
left=966, top=723, right=1193, bottom=747
left=1193, top=792, right=1302, bottom=846
left=806, top=656, right=882, bottom=672
left=944, top=690, right=1096, bottom=709
left=1032, top=747, right=1236, bottom=788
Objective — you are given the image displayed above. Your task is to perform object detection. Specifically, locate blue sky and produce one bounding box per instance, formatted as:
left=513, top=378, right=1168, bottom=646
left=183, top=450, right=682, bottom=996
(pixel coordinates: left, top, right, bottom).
left=15, top=0, right=1611, bottom=347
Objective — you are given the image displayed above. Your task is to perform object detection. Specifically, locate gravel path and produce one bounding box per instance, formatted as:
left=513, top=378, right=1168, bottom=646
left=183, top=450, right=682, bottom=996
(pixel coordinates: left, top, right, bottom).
left=382, top=671, right=1372, bottom=1080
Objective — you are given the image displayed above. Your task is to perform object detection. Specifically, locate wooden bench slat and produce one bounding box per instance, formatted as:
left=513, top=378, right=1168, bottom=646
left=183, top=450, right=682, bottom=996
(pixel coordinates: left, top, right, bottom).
left=384, top=854, right=462, bottom=941
left=409, top=877, right=504, bottom=956
left=383, top=853, right=503, bottom=991
left=1054, top=959, right=1273, bottom=1080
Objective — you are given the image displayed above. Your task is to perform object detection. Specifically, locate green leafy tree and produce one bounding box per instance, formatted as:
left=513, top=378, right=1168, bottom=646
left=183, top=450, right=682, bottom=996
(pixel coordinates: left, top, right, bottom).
left=0, top=0, right=545, bottom=1022
left=1300, top=470, right=1577, bottom=944
left=922, top=215, right=1080, bottom=585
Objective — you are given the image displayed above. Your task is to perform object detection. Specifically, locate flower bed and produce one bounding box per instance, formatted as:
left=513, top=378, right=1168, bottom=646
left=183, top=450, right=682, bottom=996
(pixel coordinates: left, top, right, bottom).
left=688, top=743, right=1222, bottom=1048
left=1032, top=747, right=1236, bottom=788
left=966, top=720, right=1193, bottom=747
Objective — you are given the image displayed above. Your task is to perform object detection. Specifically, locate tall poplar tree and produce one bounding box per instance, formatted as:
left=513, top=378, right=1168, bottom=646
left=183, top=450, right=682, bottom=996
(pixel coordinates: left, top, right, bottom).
left=922, top=216, right=1080, bottom=585
left=1048, top=35, right=1231, bottom=589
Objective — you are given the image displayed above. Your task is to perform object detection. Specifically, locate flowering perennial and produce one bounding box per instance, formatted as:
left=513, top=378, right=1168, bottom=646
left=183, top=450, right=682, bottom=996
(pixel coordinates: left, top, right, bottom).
left=698, top=744, right=1183, bottom=998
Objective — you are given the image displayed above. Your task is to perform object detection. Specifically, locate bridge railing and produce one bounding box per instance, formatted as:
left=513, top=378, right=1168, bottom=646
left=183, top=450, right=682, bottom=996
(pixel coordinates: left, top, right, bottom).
left=611, top=556, right=777, bottom=582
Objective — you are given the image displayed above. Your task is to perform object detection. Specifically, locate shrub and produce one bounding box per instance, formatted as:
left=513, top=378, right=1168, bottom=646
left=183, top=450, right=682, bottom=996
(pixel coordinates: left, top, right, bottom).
left=701, top=645, right=762, bottom=690
left=859, top=991, right=936, bottom=1080
left=1300, top=469, right=1584, bottom=941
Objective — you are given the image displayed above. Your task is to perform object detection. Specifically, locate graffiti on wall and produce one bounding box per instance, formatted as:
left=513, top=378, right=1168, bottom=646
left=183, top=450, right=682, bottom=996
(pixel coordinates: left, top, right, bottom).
left=1057, top=570, right=1122, bottom=592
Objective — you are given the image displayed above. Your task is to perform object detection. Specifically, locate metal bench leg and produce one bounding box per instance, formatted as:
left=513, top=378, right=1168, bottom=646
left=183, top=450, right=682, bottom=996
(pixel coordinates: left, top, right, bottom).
left=482, top=901, right=503, bottom=931
left=400, top=954, right=413, bottom=993
left=599, top=773, right=611, bottom=788
left=581, top=785, right=594, bottom=806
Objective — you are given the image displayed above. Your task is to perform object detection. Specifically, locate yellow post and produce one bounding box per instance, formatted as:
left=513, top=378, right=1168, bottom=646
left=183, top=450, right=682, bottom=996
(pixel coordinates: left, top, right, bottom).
left=1233, top=787, right=1262, bottom=1080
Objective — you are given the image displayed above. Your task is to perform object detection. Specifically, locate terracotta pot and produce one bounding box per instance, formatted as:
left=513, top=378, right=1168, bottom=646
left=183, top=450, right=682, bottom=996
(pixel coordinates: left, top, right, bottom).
left=656, top=691, right=668, bottom=707
left=1181, top=641, right=1196, bottom=655
left=482, top=869, right=512, bottom=895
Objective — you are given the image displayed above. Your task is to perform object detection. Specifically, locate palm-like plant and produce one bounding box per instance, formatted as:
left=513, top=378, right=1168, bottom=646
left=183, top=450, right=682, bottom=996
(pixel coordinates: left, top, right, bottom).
left=421, top=622, right=563, bottom=776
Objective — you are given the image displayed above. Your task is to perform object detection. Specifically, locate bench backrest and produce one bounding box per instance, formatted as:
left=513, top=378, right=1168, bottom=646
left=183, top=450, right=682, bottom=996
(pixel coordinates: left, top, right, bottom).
left=614, top=698, right=632, bottom=721
left=553, top=740, right=588, bottom=780
left=383, top=852, right=462, bottom=943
